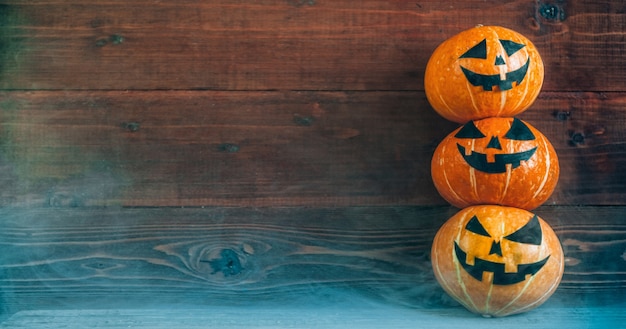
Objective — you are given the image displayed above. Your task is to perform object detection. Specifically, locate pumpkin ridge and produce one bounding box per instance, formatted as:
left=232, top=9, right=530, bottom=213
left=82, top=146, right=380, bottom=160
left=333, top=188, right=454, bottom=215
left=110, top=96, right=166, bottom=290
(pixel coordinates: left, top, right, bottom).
left=498, top=130, right=514, bottom=205
left=450, top=214, right=477, bottom=308
left=468, top=140, right=480, bottom=200
left=498, top=88, right=507, bottom=115
left=497, top=273, right=555, bottom=317
left=485, top=280, right=495, bottom=315
left=436, top=87, right=455, bottom=118
left=469, top=167, right=479, bottom=201
left=493, top=271, right=536, bottom=316
left=499, top=164, right=513, bottom=205
left=510, top=47, right=532, bottom=114
left=442, top=169, right=464, bottom=205
left=453, top=221, right=481, bottom=312
left=432, top=235, right=459, bottom=303
left=532, top=137, right=553, bottom=200
left=437, top=143, right=465, bottom=205
left=465, top=78, right=480, bottom=115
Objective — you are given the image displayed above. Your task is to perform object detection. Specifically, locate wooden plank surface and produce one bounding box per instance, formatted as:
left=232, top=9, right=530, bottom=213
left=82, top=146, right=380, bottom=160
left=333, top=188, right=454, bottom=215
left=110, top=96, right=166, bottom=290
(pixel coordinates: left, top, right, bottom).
left=1, top=206, right=624, bottom=318
left=0, top=91, right=624, bottom=207
left=2, top=306, right=625, bottom=329
left=1, top=0, right=625, bottom=325
left=1, top=1, right=625, bottom=207
left=0, top=0, right=625, bottom=91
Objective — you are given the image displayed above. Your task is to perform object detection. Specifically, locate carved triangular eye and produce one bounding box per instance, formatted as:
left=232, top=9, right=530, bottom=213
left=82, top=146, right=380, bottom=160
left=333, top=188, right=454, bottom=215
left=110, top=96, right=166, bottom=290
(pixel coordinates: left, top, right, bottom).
left=465, top=215, right=491, bottom=237
left=460, top=39, right=487, bottom=59
left=505, top=118, right=535, bottom=140
left=499, top=39, right=526, bottom=57
left=455, top=121, right=486, bottom=139
left=504, top=215, right=542, bottom=245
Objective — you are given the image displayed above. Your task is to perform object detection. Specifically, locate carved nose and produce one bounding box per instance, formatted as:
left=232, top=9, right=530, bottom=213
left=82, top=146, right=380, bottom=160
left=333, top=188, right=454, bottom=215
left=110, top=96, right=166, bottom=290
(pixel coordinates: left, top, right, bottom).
left=490, top=240, right=503, bottom=257
left=486, top=136, right=502, bottom=150
left=495, top=55, right=506, bottom=65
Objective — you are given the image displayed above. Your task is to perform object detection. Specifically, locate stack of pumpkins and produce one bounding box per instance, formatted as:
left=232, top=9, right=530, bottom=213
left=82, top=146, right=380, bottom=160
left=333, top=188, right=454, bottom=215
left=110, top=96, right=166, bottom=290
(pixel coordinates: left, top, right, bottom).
left=424, top=25, right=564, bottom=317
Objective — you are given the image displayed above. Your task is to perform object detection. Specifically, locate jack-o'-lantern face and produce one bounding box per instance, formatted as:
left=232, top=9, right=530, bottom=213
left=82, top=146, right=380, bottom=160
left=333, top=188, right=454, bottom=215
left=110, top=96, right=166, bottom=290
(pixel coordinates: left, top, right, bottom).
left=454, top=117, right=536, bottom=174
left=459, top=37, right=529, bottom=92
left=455, top=213, right=547, bottom=285
left=431, top=205, right=564, bottom=317
left=431, top=117, right=559, bottom=210
left=424, top=25, right=544, bottom=123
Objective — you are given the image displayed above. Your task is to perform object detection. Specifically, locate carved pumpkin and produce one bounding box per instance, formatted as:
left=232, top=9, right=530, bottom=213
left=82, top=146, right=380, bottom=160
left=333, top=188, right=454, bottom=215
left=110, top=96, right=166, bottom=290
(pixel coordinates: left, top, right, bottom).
left=431, top=205, right=564, bottom=317
left=431, top=117, right=559, bottom=210
left=425, top=25, right=544, bottom=123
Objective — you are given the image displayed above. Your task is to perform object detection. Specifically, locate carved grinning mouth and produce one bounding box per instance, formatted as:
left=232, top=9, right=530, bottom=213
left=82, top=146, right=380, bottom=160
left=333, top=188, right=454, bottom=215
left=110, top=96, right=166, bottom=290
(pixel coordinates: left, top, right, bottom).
left=454, top=242, right=549, bottom=285
left=461, top=58, right=530, bottom=91
left=457, top=144, right=537, bottom=174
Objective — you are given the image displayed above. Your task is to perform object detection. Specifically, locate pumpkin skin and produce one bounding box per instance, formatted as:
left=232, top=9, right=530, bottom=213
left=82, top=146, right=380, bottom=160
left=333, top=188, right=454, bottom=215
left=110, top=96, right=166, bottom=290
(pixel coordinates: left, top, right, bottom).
left=425, top=25, right=544, bottom=123
left=431, top=205, right=564, bottom=317
left=431, top=117, right=559, bottom=210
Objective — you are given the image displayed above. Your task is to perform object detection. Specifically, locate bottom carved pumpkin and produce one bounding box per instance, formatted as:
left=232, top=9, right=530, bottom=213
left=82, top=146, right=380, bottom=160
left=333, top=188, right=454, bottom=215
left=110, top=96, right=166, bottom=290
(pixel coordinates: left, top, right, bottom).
left=431, top=205, right=564, bottom=317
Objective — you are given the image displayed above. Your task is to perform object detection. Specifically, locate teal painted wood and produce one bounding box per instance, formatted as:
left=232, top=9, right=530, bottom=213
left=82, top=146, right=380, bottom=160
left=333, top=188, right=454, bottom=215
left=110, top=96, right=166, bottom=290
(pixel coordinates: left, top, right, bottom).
left=1, top=206, right=624, bottom=319
left=2, top=306, right=626, bottom=329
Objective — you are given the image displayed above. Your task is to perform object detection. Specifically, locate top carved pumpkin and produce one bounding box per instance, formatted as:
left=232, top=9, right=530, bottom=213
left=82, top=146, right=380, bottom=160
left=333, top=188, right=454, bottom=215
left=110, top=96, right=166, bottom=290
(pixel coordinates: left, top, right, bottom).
left=425, top=25, right=544, bottom=123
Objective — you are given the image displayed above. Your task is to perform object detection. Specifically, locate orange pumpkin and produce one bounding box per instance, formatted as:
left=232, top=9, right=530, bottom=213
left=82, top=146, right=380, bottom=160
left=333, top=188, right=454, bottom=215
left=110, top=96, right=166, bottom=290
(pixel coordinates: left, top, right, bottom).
left=431, top=117, right=558, bottom=210
left=425, top=25, right=544, bottom=123
left=431, top=205, right=564, bottom=317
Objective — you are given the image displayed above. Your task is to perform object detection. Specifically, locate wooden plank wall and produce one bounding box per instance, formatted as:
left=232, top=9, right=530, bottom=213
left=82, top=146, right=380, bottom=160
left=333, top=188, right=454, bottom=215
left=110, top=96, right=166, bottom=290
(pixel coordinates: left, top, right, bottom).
left=0, top=0, right=625, bottom=321
left=0, top=0, right=625, bottom=207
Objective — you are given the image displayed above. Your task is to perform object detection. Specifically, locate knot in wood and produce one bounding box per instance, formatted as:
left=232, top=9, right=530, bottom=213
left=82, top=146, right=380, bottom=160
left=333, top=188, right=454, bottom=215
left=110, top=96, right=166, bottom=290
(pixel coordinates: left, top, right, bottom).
left=218, top=143, right=240, bottom=153
left=293, top=114, right=315, bottom=126
left=122, top=122, right=140, bottom=132
left=201, top=249, right=245, bottom=277
left=569, top=131, right=585, bottom=146
left=538, top=2, right=566, bottom=22
left=553, top=111, right=571, bottom=121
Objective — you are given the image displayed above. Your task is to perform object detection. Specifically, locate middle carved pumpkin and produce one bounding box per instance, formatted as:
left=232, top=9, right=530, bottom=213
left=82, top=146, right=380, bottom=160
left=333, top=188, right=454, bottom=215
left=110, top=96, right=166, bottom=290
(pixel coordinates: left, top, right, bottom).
left=431, top=117, right=559, bottom=210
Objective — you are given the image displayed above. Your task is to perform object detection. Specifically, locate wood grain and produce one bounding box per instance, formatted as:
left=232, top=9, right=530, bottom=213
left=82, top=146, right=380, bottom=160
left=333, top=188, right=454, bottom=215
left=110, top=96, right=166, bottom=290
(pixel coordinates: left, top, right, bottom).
left=0, top=206, right=624, bottom=317
left=0, top=90, right=624, bottom=207
left=1, top=1, right=625, bottom=324
left=0, top=0, right=625, bottom=91
left=0, top=90, right=449, bottom=207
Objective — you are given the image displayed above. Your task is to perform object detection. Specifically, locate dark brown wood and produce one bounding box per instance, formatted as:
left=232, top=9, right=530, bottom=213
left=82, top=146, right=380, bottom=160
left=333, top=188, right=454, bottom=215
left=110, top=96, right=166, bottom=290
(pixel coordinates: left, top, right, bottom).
left=0, top=90, right=449, bottom=207
left=1, top=1, right=625, bottom=91
left=0, top=90, right=624, bottom=207
left=521, top=92, right=626, bottom=206
left=0, top=206, right=624, bottom=317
